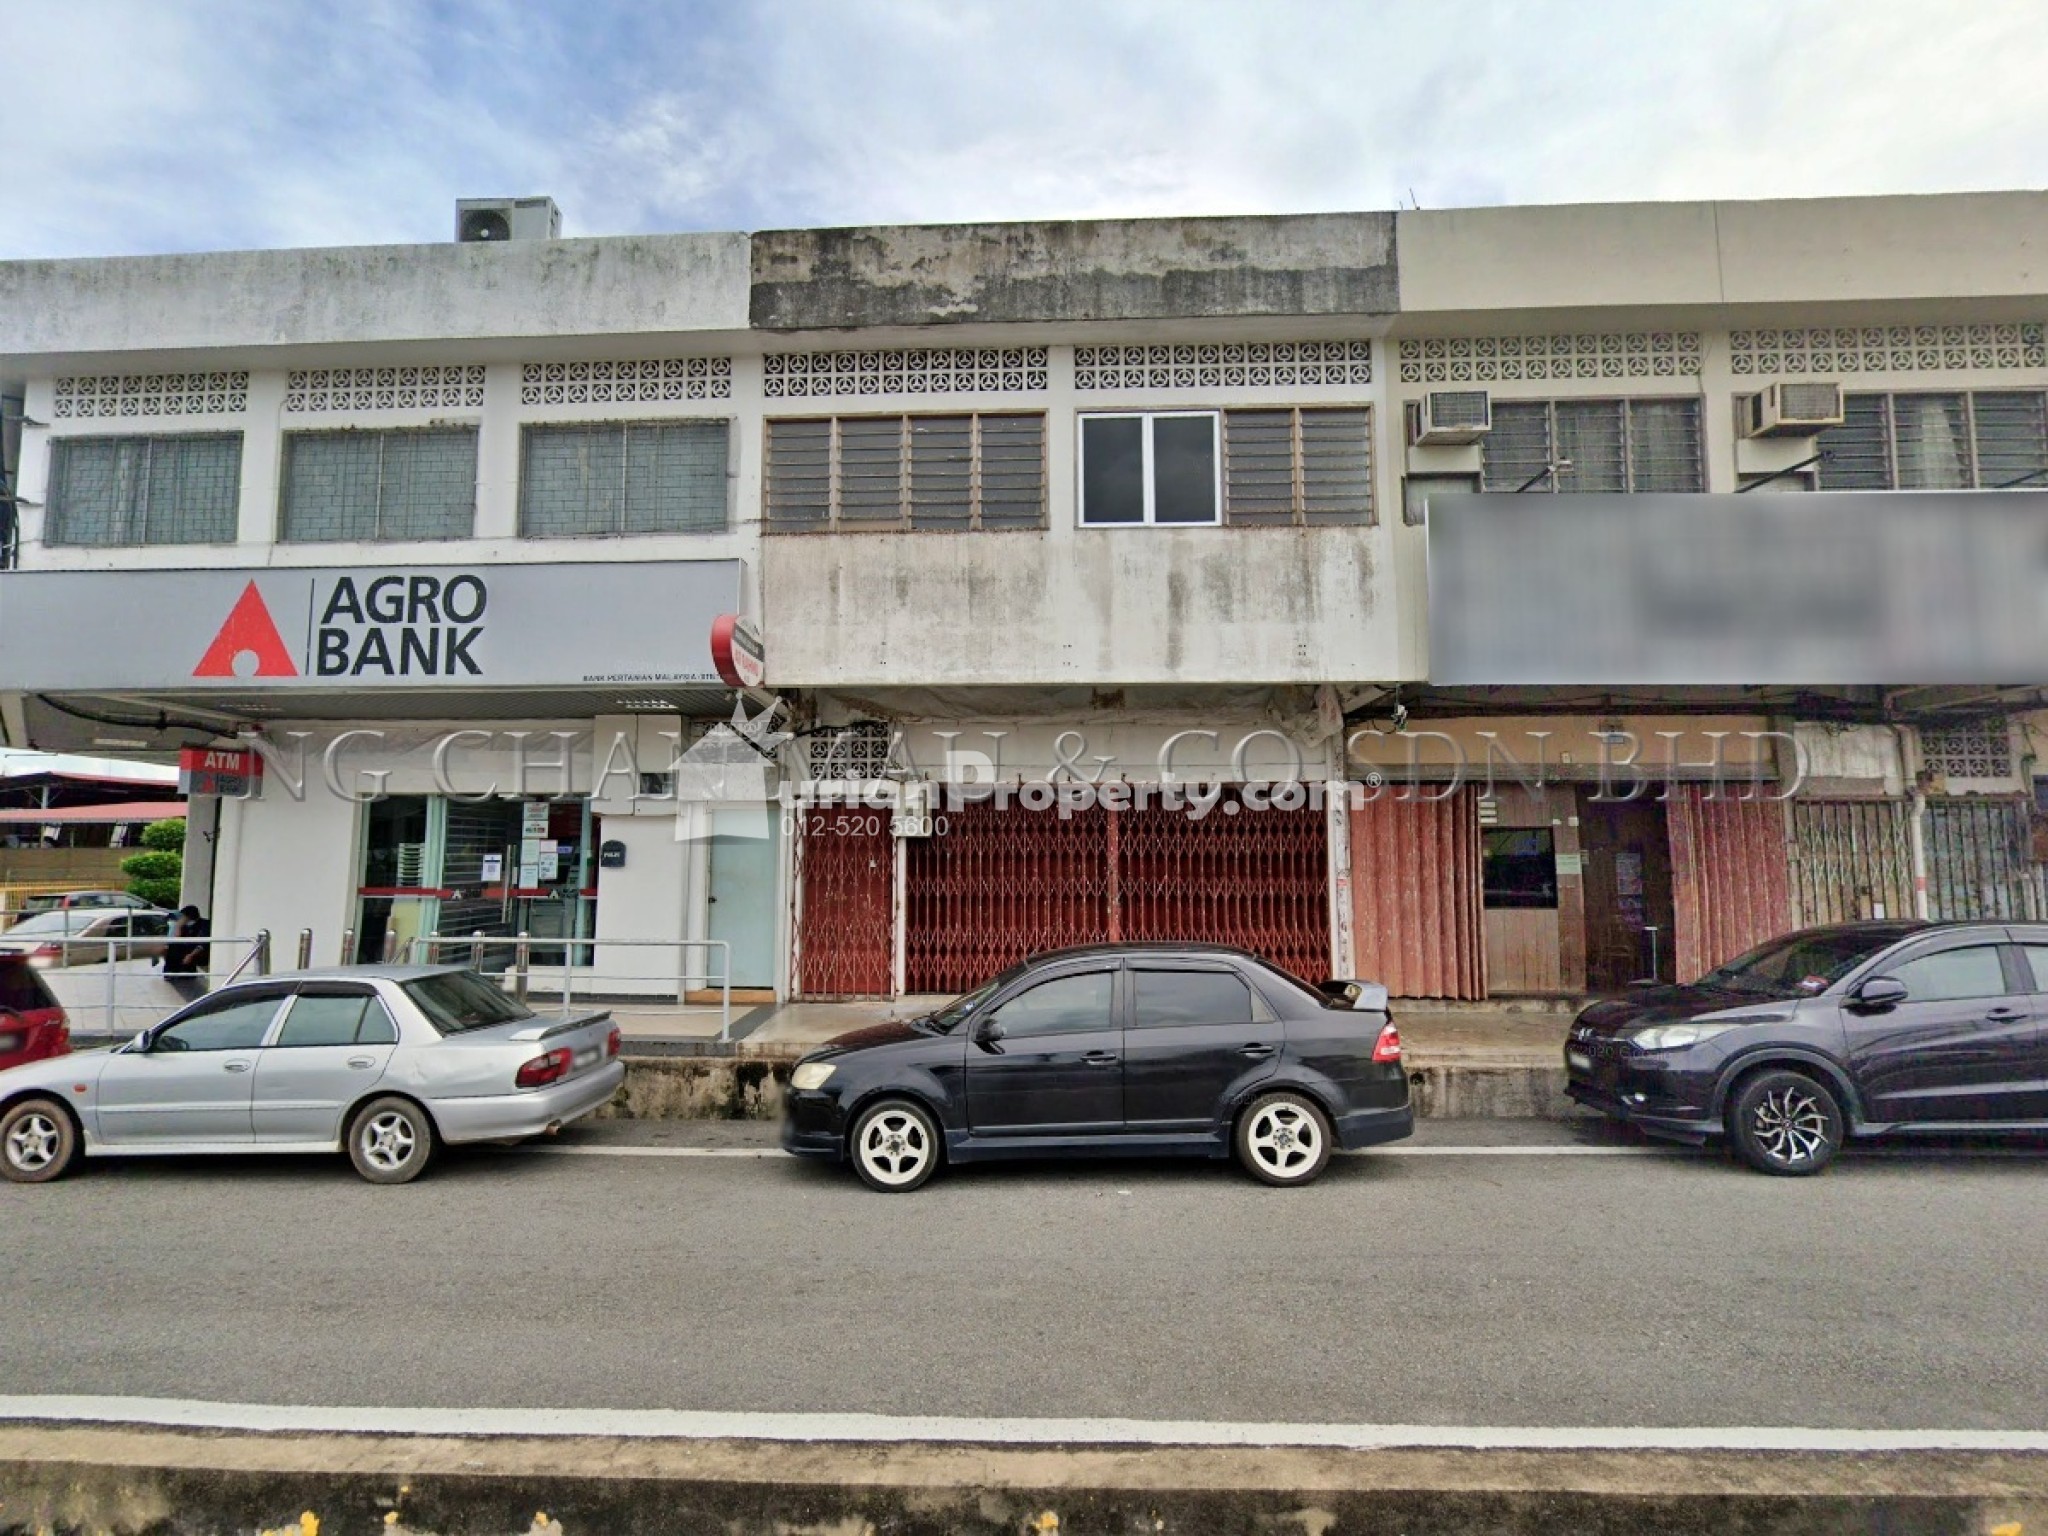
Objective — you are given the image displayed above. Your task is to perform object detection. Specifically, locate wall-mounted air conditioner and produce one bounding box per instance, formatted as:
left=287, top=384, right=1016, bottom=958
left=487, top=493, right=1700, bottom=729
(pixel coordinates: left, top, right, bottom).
left=455, top=197, right=562, bottom=244
left=1407, top=389, right=1492, bottom=445
left=1744, top=381, right=1844, bottom=438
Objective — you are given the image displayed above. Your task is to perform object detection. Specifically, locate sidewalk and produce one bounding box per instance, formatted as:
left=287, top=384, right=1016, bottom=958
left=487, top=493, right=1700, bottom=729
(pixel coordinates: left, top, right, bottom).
left=614, top=996, right=1576, bottom=1064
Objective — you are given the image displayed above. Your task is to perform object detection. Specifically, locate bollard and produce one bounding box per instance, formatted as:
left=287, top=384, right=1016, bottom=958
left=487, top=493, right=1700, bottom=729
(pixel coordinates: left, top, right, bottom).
left=341, top=926, right=355, bottom=967
left=470, top=929, right=485, bottom=971
left=296, top=929, right=313, bottom=970
left=382, top=930, right=399, bottom=963
left=105, top=935, right=119, bottom=1036
left=514, top=931, right=530, bottom=1003
left=254, top=930, right=272, bottom=976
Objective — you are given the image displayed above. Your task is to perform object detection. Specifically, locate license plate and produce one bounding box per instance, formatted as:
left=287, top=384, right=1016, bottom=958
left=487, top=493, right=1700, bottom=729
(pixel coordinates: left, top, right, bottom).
left=1567, top=1050, right=1592, bottom=1072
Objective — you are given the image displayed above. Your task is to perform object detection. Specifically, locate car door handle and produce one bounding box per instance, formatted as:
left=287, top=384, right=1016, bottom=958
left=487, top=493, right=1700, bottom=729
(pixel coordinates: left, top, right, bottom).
left=1081, top=1051, right=1119, bottom=1066
left=1986, top=1007, right=2024, bottom=1021
left=1239, top=1043, right=1276, bottom=1059
left=347, top=1057, right=375, bottom=1070
left=222, top=1060, right=252, bottom=1073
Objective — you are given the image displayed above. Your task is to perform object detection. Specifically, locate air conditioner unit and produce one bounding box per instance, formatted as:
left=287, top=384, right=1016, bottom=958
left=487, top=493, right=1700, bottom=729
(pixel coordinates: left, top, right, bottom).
left=1745, top=381, right=1844, bottom=438
left=455, top=196, right=562, bottom=244
left=1407, top=389, right=1492, bottom=445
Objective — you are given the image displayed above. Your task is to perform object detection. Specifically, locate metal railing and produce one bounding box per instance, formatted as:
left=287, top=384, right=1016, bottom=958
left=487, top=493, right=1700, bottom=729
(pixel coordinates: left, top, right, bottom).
left=15, top=931, right=270, bottom=1039
left=404, top=933, right=736, bottom=1041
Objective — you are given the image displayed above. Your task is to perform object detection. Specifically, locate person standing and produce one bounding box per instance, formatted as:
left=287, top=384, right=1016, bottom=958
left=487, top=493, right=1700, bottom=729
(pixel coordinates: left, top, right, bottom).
left=161, top=905, right=211, bottom=1002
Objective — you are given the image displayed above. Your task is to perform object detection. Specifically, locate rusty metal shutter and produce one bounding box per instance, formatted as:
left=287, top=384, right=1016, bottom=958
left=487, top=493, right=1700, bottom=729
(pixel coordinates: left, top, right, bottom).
left=795, top=807, right=895, bottom=998
left=1788, top=800, right=1915, bottom=926
left=905, top=801, right=1108, bottom=995
left=1349, top=789, right=1485, bottom=1000
left=1668, top=789, right=1791, bottom=982
left=904, top=789, right=1330, bottom=995
left=1119, top=789, right=1330, bottom=982
left=1925, top=798, right=2048, bottom=920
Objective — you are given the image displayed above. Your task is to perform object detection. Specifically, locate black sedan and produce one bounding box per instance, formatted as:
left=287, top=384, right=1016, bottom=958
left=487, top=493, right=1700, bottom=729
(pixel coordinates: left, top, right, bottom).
left=1567, top=919, right=2048, bottom=1175
left=782, top=943, right=1413, bottom=1191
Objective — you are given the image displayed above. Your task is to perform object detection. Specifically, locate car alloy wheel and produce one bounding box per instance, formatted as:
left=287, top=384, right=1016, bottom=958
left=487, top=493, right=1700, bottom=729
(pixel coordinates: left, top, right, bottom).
left=347, top=1096, right=435, bottom=1185
left=1729, top=1069, right=1843, bottom=1177
left=0, top=1097, right=80, bottom=1184
left=851, top=1100, right=939, bottom=1192
left=1236, top=1091, right=1334, bottom=1186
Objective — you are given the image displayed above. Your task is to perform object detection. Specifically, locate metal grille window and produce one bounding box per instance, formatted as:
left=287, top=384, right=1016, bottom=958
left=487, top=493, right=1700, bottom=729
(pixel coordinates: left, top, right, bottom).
left=519, top=421, right=729, bottom=537
left=1817, top=391, right=2048, bottom=490
left=280, top=428, right=477, bottom=542
left=45, top=434, right=242, bottom=546
left=1480, top=399, right=1703, bottom=492
left=765, top=414, right=1045, bottom=532
left=1221, top=408, right=1373, bottom=526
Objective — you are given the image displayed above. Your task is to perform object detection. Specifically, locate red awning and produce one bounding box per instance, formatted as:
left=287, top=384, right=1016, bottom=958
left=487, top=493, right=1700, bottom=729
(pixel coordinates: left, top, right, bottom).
left=0, top=800, right=187, bottom=825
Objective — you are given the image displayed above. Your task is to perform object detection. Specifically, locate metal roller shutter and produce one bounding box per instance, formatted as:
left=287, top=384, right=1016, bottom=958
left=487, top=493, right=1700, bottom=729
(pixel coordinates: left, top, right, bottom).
left=1348, top=788, right=1486, bottom=1000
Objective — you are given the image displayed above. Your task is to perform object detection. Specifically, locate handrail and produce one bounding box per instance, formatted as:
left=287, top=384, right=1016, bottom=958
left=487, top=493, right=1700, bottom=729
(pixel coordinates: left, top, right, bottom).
left=406, top=933, right=737, bottom=1041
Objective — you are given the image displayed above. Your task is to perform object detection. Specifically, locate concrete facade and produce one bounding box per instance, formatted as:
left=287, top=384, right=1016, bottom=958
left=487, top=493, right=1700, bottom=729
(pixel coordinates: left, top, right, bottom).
left=2, top=189, right=2045, bottom=1005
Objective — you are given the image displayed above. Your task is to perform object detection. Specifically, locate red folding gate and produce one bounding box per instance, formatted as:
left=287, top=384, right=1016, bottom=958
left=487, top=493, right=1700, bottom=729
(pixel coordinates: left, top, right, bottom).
left=1667, top=787, right=1791, bottom=983
left=794, top=807, right=895, bottom=998
left=1349, top=789, right=1486, bottom=1000
left=904, top=789, right=1330, bottom=995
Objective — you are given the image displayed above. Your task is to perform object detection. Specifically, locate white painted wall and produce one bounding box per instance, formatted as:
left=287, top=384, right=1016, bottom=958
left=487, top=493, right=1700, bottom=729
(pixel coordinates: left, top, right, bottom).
left=590, top=816, right=691, bottom=990
left=215, top=782, right=361, bottom=971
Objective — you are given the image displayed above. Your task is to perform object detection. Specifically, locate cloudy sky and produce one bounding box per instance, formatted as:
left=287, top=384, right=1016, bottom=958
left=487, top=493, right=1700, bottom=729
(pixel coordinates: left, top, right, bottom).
left=4, top=0, right=2046, bottom=258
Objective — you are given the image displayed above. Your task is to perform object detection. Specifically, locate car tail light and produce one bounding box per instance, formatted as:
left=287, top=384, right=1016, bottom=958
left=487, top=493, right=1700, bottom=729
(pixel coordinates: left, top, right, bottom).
left=1371, top=1022, right=1403, bottom=1063
left=29, top=943, right=61, bottom=966
left=606, top=1025, right=622, bottom=1058
left=515, top=1047, right=574, bottom=1088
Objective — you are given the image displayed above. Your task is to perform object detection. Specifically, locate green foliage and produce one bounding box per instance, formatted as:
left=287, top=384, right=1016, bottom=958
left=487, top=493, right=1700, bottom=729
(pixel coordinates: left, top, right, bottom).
left=121, top=838, right=183, bottom=909
left=139, top=818, right=185, bottom=853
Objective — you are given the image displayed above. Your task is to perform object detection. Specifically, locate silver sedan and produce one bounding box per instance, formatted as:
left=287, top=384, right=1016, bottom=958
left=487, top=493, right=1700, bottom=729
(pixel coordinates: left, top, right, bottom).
left=0, top=964, right=625, bottom=1184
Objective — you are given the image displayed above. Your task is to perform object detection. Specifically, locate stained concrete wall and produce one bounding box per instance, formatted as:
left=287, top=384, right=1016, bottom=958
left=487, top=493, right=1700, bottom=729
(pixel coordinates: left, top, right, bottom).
left=0, top=233, right=752, bottom=370
left=751, top=213, right=1398, bottom=330
left=765, top=524, right=1390, bottom=687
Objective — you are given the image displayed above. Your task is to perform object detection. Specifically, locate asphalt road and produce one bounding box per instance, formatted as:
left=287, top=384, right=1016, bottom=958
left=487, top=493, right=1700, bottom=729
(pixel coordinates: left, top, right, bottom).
left=8, top=1118, right=2048, bottom=1433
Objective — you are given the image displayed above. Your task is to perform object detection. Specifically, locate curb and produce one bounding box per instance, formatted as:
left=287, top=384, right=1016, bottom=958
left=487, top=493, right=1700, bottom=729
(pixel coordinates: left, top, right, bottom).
left=1, top=1426, right=2042, bottom=1536
left=598, top=1055, right=1576, bottom=1123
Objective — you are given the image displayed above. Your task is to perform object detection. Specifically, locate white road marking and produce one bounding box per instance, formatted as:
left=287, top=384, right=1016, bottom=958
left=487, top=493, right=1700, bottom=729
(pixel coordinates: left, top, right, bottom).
left=537, top=1142, right=1669, bottom=1160
left=0, top=1396, right=2041, bottom=1453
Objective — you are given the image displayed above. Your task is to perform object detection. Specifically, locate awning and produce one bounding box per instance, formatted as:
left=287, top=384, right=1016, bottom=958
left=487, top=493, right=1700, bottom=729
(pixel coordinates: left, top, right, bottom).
left=0, top=800, right=185, bottom=824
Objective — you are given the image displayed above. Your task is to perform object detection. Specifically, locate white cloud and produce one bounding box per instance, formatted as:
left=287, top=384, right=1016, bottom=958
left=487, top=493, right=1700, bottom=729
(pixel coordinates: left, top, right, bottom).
left=0, top=0, right=2044, bottom=257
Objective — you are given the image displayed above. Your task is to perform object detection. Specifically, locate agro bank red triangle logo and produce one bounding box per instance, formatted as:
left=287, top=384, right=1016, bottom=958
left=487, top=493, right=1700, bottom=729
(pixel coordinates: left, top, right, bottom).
left=193, top=581, right=299, bottom=678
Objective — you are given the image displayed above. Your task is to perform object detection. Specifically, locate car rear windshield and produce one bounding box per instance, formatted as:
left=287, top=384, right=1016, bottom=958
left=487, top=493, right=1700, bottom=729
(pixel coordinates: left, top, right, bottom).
left=1, top=911, right=90, bottom=937
left=402, top=970, right=535, bottom=1034
left=0, top=959, right=56, bottom=1013
left=1701, top=931, right=1908, bottom=996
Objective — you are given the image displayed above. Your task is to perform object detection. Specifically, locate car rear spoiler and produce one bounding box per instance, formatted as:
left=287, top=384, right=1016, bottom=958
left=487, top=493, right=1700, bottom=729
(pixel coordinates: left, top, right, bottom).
left=1318, top=979, right=1390, bottom=1013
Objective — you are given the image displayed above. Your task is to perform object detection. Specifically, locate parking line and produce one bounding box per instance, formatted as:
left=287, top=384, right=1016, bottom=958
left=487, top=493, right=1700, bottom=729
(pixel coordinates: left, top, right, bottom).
left=0, top=1395, right=2042, bottom=1453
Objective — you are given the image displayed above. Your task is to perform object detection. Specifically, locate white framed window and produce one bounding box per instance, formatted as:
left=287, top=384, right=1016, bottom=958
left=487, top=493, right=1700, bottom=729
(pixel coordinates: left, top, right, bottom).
left=1078, top=412, right=1220, bottom=526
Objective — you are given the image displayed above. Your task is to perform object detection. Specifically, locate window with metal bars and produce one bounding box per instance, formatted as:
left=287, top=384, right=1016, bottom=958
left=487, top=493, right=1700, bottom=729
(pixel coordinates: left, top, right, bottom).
left=45, top=433, right=242, bottom=546
left=280, top=428, right=478, bottom=542
left=1479, top=399, right=1703, bottom=493
left=519, top=420, right=730, bottom=537
left=1220, top=407, right=1374, bottom=526
left=765, top=414, right=1046, bottom=531
left=1815, top=391, right=2048, bottom=490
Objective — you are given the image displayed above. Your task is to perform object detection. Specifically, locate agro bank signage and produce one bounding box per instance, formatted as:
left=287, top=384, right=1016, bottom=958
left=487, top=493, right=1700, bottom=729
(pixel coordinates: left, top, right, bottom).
left=0, top=560, right=743, bottom=690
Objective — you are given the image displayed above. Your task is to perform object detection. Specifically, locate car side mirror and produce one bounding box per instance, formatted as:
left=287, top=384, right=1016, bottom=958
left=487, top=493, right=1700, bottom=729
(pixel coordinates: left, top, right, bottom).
left=975, top=1016, right=1005, bottom=1049
left=129, top=1029, right=152, bottom=1053
left=1853, top=976, right=1908, bottom=1009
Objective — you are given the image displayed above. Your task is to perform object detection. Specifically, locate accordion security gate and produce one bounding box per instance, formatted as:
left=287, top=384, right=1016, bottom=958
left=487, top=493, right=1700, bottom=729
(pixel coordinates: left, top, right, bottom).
left=903, top=790, right=1330, bottom=996
left=1925, top=797, right=2048, bottom=922
left=793, top=806, right=895, bottom=998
